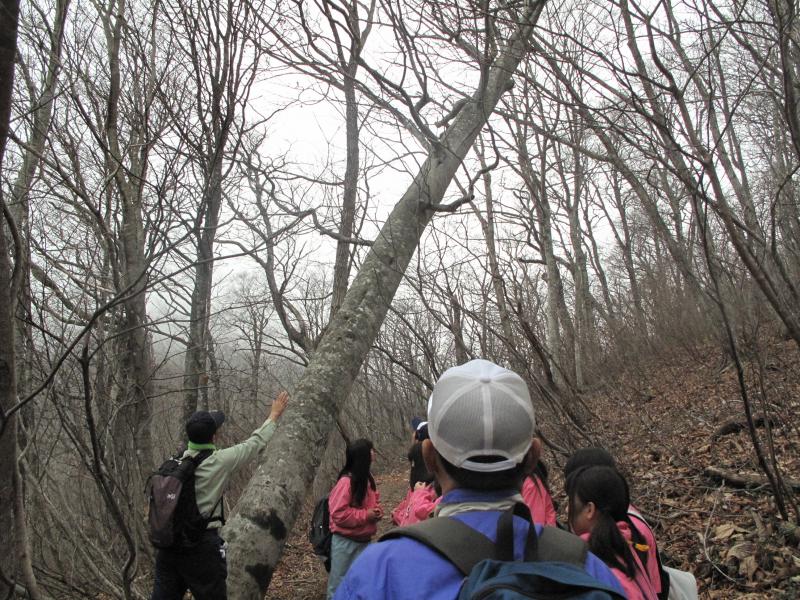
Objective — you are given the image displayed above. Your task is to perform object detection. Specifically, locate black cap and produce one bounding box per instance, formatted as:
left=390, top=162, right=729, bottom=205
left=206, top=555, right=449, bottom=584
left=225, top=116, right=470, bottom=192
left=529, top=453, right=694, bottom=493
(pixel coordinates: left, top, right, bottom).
left=186, top=410, right=225, bottom=443
left=410, top=416, right=423, bottom=431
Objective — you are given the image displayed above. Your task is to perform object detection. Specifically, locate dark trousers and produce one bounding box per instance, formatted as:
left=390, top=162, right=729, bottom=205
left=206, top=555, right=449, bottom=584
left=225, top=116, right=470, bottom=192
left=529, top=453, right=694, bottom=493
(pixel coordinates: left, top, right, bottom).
left=151, top=530, right=227, bottom=600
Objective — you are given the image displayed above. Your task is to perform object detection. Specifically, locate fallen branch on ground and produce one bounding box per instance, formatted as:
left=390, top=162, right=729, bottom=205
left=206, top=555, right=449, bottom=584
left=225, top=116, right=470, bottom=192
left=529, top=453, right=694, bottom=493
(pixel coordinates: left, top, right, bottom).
left=704, top=467, right=800, bottom=491
left=712, top=417, right=776, bottom=440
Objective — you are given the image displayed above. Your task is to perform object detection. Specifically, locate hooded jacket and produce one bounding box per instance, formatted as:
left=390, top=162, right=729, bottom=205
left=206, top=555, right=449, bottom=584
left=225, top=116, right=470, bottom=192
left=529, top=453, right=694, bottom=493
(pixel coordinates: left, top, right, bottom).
left=334, top=488, right=625, bottom=600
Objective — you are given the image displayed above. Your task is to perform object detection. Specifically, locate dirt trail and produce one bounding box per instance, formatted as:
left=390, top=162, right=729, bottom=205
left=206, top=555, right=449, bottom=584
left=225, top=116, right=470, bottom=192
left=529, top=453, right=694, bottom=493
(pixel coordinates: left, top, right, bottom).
left=269, top=463, right=411, bottom=600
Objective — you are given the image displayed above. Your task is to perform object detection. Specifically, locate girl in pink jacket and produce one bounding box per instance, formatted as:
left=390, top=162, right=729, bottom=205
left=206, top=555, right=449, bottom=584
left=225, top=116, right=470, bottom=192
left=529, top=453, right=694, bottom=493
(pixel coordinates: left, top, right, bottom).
left=565, top=447, right=667, bottom=597
left=326, top=439, right=383, bottom=599
left=391, top=481, right=441, bottom=526
left=566, top=465, right=657, bottom=600
left=521, top=460, right=557, bottom=526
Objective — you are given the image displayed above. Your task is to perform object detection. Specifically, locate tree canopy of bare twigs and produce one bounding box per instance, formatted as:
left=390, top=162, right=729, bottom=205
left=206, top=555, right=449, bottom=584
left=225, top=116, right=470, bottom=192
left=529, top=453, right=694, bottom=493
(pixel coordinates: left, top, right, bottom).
left=0, top=0, right=798, bottom=597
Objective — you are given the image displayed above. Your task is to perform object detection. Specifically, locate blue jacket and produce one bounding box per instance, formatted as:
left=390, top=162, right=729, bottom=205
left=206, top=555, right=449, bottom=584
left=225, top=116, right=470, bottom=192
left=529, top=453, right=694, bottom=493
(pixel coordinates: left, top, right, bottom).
left=334, top=488, right=627, bottom=600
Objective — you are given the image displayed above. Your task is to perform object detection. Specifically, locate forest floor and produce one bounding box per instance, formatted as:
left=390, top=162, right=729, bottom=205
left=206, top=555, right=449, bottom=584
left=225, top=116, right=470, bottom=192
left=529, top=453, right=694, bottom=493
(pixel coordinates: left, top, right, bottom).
left=268, top=338, right=800, bottom=599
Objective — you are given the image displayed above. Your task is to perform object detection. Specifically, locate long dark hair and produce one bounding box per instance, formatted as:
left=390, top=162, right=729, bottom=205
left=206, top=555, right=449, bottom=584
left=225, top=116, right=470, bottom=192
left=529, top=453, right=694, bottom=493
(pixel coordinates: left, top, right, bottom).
left=338, top=438, right=376, bottom=506
left=529, top=459, right=557, bottom=512
left=563, top=448, right=650, bottom=566
left=531, top=459, right=551, bottom=493
left=566, top=465, right=637, bottom=578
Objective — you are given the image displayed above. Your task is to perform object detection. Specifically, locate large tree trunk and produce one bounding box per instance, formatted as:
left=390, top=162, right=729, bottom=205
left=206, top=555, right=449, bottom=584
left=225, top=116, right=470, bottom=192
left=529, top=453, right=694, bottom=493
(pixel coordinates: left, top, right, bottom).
left=104, top=0, right=154, bottom=481
left=223, top=3, right=547, bottom=597
left=0, top=2, right=23, bottom=596
left=183, top=153, right=225, bottom=420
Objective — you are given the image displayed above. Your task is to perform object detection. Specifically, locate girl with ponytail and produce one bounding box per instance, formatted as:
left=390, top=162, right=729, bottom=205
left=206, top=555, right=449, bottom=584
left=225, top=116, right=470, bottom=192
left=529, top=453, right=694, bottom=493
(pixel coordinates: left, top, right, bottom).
left=565, top=448, right=670, bottom=598
left=566, top=465, right=657, bottom=600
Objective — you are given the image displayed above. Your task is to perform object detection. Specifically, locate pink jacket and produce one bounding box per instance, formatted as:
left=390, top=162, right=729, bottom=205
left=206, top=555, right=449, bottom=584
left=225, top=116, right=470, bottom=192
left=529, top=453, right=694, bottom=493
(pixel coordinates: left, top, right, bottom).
left=628, top=506, right=662, bottom=595
left=392, top=486, right=440, bottom=526
left=521, top=476, right=557, bottom=526
left=328, top=475, right=382, bottom=541
left=581, top=521, right=657, bottom=600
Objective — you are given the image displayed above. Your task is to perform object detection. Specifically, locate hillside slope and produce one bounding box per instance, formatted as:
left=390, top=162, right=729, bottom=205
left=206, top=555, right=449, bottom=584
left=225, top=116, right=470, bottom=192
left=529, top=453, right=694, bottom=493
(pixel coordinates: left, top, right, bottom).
left=270, top=339, right=800, bottom=599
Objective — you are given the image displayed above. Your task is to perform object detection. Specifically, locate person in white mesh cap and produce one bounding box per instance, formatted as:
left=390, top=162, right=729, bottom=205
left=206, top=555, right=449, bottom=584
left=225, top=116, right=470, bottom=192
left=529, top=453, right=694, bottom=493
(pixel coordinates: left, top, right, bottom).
left=332, top=359, right=624, bottom=600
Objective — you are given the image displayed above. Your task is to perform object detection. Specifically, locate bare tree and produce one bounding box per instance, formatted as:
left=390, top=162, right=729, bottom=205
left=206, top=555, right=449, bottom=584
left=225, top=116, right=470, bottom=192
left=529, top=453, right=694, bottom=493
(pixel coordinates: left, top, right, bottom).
left=0, top=1, right=31, bottom=597
left=166, top=0, right=270, bottom=422
left=10, top=0, right=70, bottom=407
left=223, top=2, right=549, bottom=597
left=319, top=0, right=376, bottom=319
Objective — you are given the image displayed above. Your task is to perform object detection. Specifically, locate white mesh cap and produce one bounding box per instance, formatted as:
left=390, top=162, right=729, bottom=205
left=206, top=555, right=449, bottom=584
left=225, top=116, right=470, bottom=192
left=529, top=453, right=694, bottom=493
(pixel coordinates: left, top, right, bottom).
left=427, top=359, right=535, bottom=473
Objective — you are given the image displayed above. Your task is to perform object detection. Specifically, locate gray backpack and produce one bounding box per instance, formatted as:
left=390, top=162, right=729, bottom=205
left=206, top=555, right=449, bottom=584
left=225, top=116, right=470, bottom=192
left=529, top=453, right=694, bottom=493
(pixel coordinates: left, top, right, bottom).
left=147, top=450, right=222, bottom=549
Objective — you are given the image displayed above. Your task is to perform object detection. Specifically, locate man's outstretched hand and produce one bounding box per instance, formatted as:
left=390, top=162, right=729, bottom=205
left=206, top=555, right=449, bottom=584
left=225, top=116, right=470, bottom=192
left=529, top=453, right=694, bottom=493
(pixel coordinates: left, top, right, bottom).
left=269, top=390, right=289, bottom=421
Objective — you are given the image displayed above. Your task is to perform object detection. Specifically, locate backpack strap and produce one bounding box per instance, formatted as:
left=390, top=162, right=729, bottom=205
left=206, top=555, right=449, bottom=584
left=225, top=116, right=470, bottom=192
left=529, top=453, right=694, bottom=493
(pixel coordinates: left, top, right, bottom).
left=497, top=503, right=538, bottom=562
left=628, top=511, right=670, bottom=599
left=381, top=515, right=496, bottom=575
left=655, top=548, right=670, bottom=600
left=483, top=502, right=588, bottom=567
left=626, top=511, right=653, bottom=567
left=188, top=449, right=214, bottom=465
left=536, top=526, right=588, bottom=565
left=380, top=503, right=589, bottom=575
left=206, top=494, right=225, bottom=526
left=188, top=449, right=225, bottom=526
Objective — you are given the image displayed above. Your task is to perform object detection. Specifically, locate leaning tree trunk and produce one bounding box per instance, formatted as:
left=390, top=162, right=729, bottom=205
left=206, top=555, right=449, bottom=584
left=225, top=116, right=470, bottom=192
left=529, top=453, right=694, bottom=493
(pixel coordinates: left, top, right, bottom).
left=223, top=3, right=548, bottom=597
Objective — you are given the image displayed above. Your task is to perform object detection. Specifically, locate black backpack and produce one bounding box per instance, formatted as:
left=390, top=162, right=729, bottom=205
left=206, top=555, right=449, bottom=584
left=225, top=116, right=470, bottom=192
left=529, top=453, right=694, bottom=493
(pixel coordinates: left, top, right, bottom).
left=147, top=450, right=223, bottom=549
left=381, top=504, right=625, bottom=600
left=308, top=495, right=332, bottom=571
